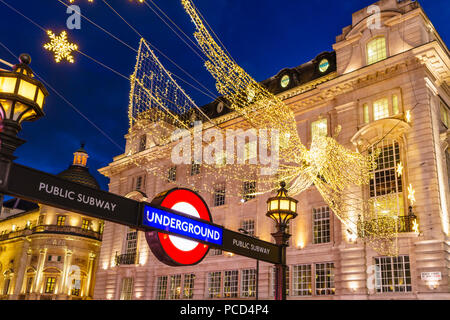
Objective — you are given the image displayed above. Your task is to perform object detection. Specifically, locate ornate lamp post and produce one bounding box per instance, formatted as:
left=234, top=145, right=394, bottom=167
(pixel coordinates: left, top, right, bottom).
left=0, top=54, right=48, bottom=210
left=266, top=181, right=298, bottom=300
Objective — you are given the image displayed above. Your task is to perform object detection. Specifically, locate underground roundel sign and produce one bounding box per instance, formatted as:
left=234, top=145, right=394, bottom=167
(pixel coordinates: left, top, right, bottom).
left=144, top=188, right=219, bottom=266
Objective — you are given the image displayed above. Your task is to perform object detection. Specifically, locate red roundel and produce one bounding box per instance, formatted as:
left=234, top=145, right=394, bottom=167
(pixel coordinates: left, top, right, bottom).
left=145, top=188, right=212, bottom=266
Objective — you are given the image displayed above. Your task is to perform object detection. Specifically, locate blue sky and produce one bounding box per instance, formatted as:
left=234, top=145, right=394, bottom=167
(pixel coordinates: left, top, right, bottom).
left=0, top=0, right=448, bottom=191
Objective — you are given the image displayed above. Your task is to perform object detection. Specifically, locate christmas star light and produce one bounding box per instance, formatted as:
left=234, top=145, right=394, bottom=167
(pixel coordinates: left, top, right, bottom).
left=396, top=162, right=403, bottom=177
left=44, top=30, right=78, bottom=63
left=412, top=219, right=419, bottom=233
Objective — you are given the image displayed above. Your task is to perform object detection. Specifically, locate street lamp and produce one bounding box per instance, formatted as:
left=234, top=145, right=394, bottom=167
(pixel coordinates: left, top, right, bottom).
left=266, top=181, right=298, bottom=300
left=0, top=54, right=48, bottom=213
left=0, top=54, right=48, bottom=161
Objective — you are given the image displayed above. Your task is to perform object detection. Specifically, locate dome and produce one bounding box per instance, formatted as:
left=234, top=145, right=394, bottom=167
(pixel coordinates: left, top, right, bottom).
left=57, top=165, right=100, bottom=190
left=57, top=144, right=100, bottom=190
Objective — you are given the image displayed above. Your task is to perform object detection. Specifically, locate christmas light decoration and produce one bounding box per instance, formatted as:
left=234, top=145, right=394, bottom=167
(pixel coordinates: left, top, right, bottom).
left=412, top=218, right=419, bottom=233
left=123, top=0, right=412, bottom=256
left=408, top=184, right=416, bottom=205
left=44, top=30, right=78, bottom=63
left=396, top=162, right=403, bottom=177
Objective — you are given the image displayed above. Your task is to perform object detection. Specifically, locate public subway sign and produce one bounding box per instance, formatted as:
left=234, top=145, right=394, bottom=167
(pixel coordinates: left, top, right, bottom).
left=4, top=163, right=140, bottom=226
left=144, top=188, right=218, bottom=266
left=142, top=188, right=281, bottom=266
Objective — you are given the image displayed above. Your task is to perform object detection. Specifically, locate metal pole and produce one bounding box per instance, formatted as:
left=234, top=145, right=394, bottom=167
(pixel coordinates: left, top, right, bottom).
left=271, top=225, right=290, bottom=301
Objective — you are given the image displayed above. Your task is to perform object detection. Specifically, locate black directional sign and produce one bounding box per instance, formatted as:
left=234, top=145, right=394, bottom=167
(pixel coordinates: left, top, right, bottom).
left=4, top=163, right=140, bottom=227
left=2, top=162, right=282, bottom=264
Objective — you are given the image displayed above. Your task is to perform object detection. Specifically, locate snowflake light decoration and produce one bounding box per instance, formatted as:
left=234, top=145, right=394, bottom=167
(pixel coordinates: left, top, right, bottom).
left=44, top=30, right=78, bottom=63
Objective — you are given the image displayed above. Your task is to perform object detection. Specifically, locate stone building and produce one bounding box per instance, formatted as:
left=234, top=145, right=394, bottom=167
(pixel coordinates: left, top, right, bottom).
left=0, top=146, right=103, bottom=300
left=94, top=0, right=450, bottom=299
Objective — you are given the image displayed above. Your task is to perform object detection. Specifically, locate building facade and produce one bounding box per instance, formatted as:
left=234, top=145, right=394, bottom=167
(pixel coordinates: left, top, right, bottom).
left=94, top=0, right=450, bottom=300
left=0, top=146, right=104, bottom=300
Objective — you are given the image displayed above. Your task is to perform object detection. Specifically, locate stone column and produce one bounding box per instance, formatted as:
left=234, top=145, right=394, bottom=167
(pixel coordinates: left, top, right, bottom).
left=60, top=249, right=73, bottom=296
left=83, top=253, right=96, bottom=298
left=11, top=241, right=30, bottom=299
left=33, top=247, right=47, bottom=294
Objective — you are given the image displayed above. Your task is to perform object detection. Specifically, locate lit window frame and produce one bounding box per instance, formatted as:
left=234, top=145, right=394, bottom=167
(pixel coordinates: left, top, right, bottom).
left=366, top=36, right=387, bottom=65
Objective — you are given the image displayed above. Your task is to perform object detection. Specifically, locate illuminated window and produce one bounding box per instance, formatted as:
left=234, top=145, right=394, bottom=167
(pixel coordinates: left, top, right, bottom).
left=223, top=270, right=238, bottom=298
left=125, top=228, right=138, bottom=255
left=213, top=183, right=226, bottom=207
left=241, top=269, right=256, bottom=298
left=71, top=279, right=81, bottom=296
left=392, top=95, right=399, bottom=115
left=156, top=276, right=168, bottom=300
left=38, top=215, right=45, bottom=226
left=120, top=277, right=134, bottom=300
left=440, top=102, right=449, bottom=128
left=374, top=255, right=411, bottom=293
left=373, top=98, right=389, bottom=120
left=242, top=181, right=256, bottom=202
left=169, top=274, right=182, bottom=300
left=367, top=36, right=387, bottom=65
left=315, top=263, right=335, bottom=295
left=56, top=215, right=66, bottom=226
left=241, top=219, right=255, bottom=236
left=369, top=140, right=404, bottom=216
left=311, top=118, right=328, bottom=140
left=313, top=206, right=331, bottom=244
left=363, top=103, right=370, bottom=124
left=292, top=264, right=312, bottom=296
left=135, top=175, right=144, bottom=191
left=81, top=219, right=90, bottom=231
left=183, top=274, right=195, bottom=299
left=207, top=271, right=221, bottom=298
left=45, top=277, right=56, bottom=294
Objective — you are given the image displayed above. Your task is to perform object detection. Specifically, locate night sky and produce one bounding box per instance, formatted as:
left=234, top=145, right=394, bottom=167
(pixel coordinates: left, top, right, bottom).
left=0, top=0, right=448, bottom=192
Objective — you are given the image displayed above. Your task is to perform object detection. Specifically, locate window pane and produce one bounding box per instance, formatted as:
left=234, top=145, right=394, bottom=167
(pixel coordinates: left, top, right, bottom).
left=374, top=255, right=411, bottom=293
left=367, top=37, right=387, bottom=65
left=363, top=103, right=370, bottom=123
left=313, top=207, right=331, bottom=244
left=373, top=98, right=389, bottom=120
left=392, top=95, right=399, bottom=115
left=311, top=118, right=327, bottom=140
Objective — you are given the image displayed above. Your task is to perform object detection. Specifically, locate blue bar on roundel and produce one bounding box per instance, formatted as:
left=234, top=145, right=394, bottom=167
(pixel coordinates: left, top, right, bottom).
left=142, top=205, right=223, bottom=246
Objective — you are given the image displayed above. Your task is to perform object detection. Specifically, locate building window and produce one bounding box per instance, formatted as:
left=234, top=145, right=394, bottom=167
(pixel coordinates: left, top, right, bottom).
left=363, top=103, right=370, bottom=124
left=242, top=181, right=256, bottom=202
left=81, top=219, right=91, bottom=231
left=392, top=95, right=399, bottom=115
left=292, top=264, right=312, bottom=296
left=315, top=263, right=335, bottom=295
left=125, top=228, right=138, bottom=255
left=135, top=176, right=143, bottom=191
left=311, top=118, right=328, bottom=140
left=120, top=277, right=134, bottom=300
left=156, top=276, right=168, bottom=300
left=168, top=166, right=177, bottom=182
left=190, top=162, right=201, bottom=176
left=138, top=135, right=147, bottom=152
left=71, top=279, right=81, bottom=296
left=56, top=215, right=66, bottom=226
left=440, top=102, right=449, bottom=128
left=373, top=98, right=389, bottom=121
left=25, top=277, right=33, bottom=294
left=213, top=183, right=226, bottom=207
left=38, top=215, right=45, bottom=226
left=369, top=140, right=404, bottom=216
left=367, top=36, right=387, bottom=65
left=207, top=271, right=221, bottom=298
left=223, top=270, right=239, bottom=298
left=241, top=219, right=255, bottom=237
left=271, top=266, right=290, bottom=297
left=44, top=277, right=56, bottom=294
left=183, top=274, right=195, bottom=299
left=169, top=274, right=182, bottom=300
left=374, top=255, right=412, bottom=293
left=313, top=206, right=331, bottom=244
left=241, top=269, right=256, bottom=298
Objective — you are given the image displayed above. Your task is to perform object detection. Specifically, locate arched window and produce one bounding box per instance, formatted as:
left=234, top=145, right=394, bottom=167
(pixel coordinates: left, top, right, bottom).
left=368, top=140, right=405, bottom=217
left=367, top=36, right=387, bottom=65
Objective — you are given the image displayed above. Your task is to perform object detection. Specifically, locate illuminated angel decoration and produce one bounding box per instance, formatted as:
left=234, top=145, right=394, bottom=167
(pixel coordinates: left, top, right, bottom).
left=126, top=0, right=403, bottom=256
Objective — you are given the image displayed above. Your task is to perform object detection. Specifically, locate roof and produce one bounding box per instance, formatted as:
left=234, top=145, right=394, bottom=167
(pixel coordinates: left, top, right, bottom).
left=57, top=165, right=101, bottom=190
left=3, top=198, right=39, bottom=211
